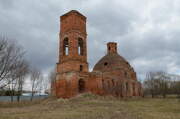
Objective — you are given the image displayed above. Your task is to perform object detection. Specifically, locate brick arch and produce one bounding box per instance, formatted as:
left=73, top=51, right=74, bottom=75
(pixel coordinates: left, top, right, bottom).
left=78, top=79, right=85, bottom=93
left=78, top=37, right=83, bottom=56
left=132, top=83, right=136, bottom=96
left=63, top=37, right=69, bottom=55
left=126, top=82, right=129, bottom=96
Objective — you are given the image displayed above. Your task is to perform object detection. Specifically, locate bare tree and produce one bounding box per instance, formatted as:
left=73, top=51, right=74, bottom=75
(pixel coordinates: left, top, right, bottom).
left=144, top=72, right=156, bottom=98
left=15, top=59, right=29, bottom=102
left=0, top=36, right=30, bottom=102
left=157, top=72, right=169, bottom=98
left=0, top=36, right=25, bottom=90
left=48, top=68, right=56, bottom=96
left=144, top=71, right=171, bottom=98
left=37, top=74, right=44, bottom=96
left=9, top=49, right=26, bottom=102
left=173, top=81, right=180, bottom=98
left=42, top=76, right=50, bottom=95
left=30, top=67, right=41, bottom=101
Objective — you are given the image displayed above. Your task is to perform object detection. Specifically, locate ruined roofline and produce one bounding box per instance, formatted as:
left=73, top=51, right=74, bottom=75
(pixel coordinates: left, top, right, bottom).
left=60, top=10, right=86, bottom=21
left=107, top=42, right=117, bottom=44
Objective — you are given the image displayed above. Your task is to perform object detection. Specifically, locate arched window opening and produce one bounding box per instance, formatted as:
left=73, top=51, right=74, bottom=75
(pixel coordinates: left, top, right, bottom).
left=63, top=38, right=69, bottom=55
left=108, top=80, right=111, bottom=88
left=80, top=65, right=83, bottom=71
left=133, top=83, right=135, bottom=90
left=108, top=46, right=111, bottom=51
left=115, top=91, right=119, bottom=96
left=112, top=79, right=115, bottom=86
left=120, top=84, right=123, bottom=97
left=78, top=38, right=83, bottom=56
left=78, top=79, right=85, bottom=93
left=126, top=82, right=128, bottom=91
left=102, top=79, right=104, bottom=89
left=133, top=83, right=135, bottom=96
left=125, top=72, right=127, bottom=77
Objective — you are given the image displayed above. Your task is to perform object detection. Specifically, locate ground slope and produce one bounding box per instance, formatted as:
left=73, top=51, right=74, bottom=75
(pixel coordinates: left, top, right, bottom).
left=0, top=94, right=179, bottom=119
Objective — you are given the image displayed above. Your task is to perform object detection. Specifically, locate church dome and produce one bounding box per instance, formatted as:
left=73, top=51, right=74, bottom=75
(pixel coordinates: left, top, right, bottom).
left=93, top=53, right=133, bottom=72
left=93, top=42, right=136, bottom=78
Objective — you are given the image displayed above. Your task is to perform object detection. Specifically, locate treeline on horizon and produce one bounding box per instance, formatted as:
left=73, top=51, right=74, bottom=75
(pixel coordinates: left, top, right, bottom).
left=143, top=71, right=180, bottom=98
left=0, top=90, right=21, bottom=96
left=0, top=90, right=40, bottom=96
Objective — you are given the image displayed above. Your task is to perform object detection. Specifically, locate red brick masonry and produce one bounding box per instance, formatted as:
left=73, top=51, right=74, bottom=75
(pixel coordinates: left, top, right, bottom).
left=54, top=10, right=143, bottom=98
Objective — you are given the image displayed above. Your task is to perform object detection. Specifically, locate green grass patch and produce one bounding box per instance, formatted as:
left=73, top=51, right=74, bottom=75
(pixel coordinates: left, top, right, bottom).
left=0, top=94, right=179, bottom=119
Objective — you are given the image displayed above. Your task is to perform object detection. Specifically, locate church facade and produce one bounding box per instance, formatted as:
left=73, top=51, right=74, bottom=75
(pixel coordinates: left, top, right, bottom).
left=54, top=10, right=143, bottom=98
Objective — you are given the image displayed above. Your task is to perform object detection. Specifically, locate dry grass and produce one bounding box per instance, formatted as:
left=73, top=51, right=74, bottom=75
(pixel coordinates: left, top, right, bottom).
left=0, top=93, right=179, bottom=119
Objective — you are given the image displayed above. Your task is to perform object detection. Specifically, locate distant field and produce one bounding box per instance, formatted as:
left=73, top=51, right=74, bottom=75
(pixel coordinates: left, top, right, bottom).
left=0, top=94, right=179, bottom=119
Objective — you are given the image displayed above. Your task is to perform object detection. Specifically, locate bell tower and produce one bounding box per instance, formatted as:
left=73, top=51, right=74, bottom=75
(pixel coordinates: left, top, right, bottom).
left=57, top=10, right=88, bottom=73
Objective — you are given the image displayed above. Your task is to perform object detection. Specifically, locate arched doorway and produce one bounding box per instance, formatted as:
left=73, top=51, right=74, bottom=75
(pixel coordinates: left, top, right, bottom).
left=78, top=79, right=85, bottom=93
left=133, top=83, right=135, bottom=96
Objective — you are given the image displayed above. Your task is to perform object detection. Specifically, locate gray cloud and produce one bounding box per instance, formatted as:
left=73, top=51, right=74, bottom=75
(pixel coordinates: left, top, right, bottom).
left=0, top=0, right=14, bottom=9
left=0, top=0, right=180, bottom=80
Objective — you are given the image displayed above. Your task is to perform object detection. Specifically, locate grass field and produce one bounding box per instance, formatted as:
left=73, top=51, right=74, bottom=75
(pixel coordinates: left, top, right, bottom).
left=0, top=93, right=179, bottom=119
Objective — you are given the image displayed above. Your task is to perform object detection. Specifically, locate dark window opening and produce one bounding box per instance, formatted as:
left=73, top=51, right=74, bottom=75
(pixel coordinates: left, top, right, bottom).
left=125, top=72, right=127, bottom=77
left=108, top=46, right=111, bottom=51
left=80, top=65, right=83, bottom=71
left=102, top=79, right=104, bottom=89
left=133, top=83, right=135, bottom=96
left=126, top=82, right=128, bottom=91
left=104, top=62, right=108, bottom=66
left=63, top=38, right=69, bottom=55
left=108, top=80, right=111, bottom=88
left=133, top=83, right=135, bottom=90
left=78, top=38, right=83, bottom=56
left=78, top=79, right=85, bottom=93
left=112, top=79, right=115, bottom=86
left=120, top=84, right=123, bottom=97
left=115, top=91, right=119, bottom=96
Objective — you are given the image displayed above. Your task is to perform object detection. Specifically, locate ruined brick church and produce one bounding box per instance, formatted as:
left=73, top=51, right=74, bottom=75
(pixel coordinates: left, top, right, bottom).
left=54, top=10, right=143, bottom=98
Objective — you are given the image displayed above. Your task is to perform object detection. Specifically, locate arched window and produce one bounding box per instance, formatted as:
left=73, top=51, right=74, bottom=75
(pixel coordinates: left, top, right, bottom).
left=78, top=79, right=85, bottom=93
left=102, top=79, right=104, bottom=84
left=102, top=79, right=104, bottom=89
left=126, top=82, right=128, bottom=91
left=78, top=38, right=83, bottom=55
left=120, top=84, right=123, bottom=97
left=112, top=79, right=115, bottom=86
left=133, top=83, right=135, bottom=96
left=108, top=80, right=111, bottom=88
left=63, top=38, right=69, bottom=55
left=133, top=83, right=135, bottom=90
left=80, top=65, right=83, bottom=71
left=125, top=72, right=127, bottom=77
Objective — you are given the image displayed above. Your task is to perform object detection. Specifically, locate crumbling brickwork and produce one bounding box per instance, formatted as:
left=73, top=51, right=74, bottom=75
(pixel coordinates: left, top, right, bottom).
left=55, top=10, right=143, bottom=98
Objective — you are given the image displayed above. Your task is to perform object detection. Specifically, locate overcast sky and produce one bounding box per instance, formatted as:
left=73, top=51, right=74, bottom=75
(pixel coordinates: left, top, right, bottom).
left=0, top=0, right=180, bottom=80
